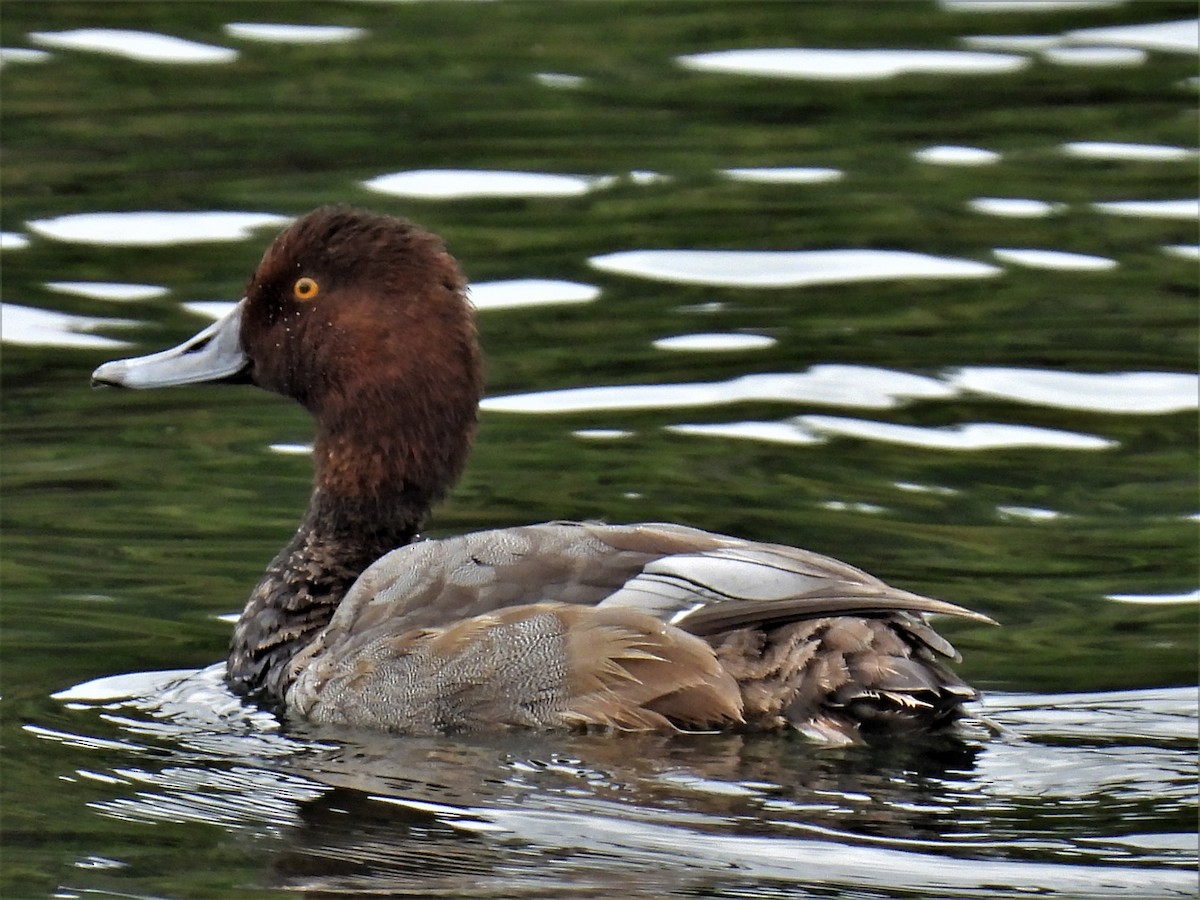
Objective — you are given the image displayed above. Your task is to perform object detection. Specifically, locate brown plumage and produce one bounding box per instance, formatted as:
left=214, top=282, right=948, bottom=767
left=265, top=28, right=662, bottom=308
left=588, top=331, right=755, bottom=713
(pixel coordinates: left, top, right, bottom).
left=92, top=206, right=996, bottom=742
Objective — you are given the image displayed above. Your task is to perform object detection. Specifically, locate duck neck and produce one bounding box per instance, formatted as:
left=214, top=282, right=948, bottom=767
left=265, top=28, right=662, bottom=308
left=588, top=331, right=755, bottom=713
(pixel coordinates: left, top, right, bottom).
left=227, top=428, right=444, bottom=702
left=226, top=317, right=482, bottom=702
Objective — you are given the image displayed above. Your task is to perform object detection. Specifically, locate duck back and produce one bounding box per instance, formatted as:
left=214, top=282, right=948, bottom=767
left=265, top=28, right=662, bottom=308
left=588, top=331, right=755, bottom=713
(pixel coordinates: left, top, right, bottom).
left=286, top=522, right=989, bottom=741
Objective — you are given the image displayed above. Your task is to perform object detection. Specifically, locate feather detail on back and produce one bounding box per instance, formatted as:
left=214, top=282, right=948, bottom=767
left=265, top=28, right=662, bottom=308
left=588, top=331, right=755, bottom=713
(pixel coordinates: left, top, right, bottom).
left=559, top=606, right=743, bottom=731
left=284, top=521, right=993, bottom=738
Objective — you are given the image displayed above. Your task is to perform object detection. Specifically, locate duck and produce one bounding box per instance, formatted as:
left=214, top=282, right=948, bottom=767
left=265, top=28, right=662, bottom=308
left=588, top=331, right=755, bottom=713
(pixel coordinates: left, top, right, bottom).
left=92, top=205, right=995, bottom=742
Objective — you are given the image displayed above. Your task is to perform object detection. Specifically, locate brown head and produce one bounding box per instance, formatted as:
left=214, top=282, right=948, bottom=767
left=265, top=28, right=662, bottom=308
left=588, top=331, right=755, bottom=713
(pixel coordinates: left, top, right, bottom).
left=93, top=207, right=485, bottom=697
left=93, top=206, right=485, bottom=520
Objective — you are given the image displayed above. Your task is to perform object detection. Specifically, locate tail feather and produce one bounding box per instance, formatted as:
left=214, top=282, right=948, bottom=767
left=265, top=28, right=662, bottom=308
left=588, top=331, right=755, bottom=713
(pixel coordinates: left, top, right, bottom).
left=709, top=613, right=979, bottom=740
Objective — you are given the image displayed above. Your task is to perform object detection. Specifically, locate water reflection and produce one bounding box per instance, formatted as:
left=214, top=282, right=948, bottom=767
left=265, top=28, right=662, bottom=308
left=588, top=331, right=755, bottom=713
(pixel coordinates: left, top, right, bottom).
left=1092, top=199, right=1199, bottom=219
left=534, top=72, right=586, bottom=89
left=27, top=210, right=290, bottom=245
left=483, top=365, right=1195, bottom=418
left=1164, top=250, right=1199, bottom=268
left=36, top=669, right=1199, bottom=898
left=944, top=0, right=1126, bottom=12
left=652, top=333, right=777, bottom=352
left=1106, top=589, right=1200, bottom=606
left=483, top=366, right=953, bottom=414
left=955, top=13, right=1199, bottom=57
left=589, top=249, right=1000, bottom=288
left=677, top=48, right=1027, bottom=80
left=0, top=302, right=138, bottom=349
left=470, top=279, right=601, bottom=311
left=1064, top=18, right=1200, bottom=53
left=968, top=197, right=1065, bottom=217
left=1063, top=141, right=1198, bottom=161
left=720, top=166, right=843, bottom=184
left=363, top=169, right=614, bottom=200
left=913, top=145, right=1002, bottom=165
left=1042, top=45, right=1147, bottom=67
left=949, top=368, right=1198, bottom=413
left=45, top=281, right=168, bottom=302
left=671, top=416, right=1115, bottom=451
left=182, top=300, right=237, bottom=321
left=28, top=28, right=238, bottom=64
left=990, top=247, right=1116, bottom=270
left=222, top=23, right=366, bottom=44
left=0, top=47, right=50, bottom=67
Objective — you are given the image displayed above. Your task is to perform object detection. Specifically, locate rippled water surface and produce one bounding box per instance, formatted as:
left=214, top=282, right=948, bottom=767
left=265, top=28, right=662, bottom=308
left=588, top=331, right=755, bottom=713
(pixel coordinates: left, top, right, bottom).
left=2, top=2, right=1196, bottom=897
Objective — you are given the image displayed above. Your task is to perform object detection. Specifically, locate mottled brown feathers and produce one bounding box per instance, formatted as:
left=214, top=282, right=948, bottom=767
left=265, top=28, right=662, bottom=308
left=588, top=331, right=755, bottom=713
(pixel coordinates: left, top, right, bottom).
left=279, top=520, right=989, bottom=738
left=560, top=605, right=743, bottom=730
left=287, top=601, right=743, bottom=732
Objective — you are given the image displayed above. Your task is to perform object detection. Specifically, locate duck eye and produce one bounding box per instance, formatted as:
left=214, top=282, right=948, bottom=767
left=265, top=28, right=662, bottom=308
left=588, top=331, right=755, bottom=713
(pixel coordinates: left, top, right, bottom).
left=292, top=276, right=320, bottom=301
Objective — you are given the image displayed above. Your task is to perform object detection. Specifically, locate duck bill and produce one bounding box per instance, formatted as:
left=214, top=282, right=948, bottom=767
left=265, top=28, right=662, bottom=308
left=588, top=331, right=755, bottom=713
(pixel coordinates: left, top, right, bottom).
left=92, top=301, right=250, bottom=389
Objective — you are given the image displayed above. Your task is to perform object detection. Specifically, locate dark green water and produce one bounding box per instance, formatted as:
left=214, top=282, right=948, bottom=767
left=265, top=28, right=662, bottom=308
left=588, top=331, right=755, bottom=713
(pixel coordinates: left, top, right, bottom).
left=2, top=2, right=1196, bottom=897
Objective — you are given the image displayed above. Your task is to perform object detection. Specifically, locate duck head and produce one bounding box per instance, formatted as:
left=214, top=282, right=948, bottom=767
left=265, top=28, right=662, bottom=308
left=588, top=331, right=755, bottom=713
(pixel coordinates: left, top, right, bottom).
left=93, top=206, right=484, bottom=510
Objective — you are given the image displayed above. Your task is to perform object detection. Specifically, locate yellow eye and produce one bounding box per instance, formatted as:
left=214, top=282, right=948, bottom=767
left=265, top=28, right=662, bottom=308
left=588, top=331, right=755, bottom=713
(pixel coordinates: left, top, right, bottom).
left=292, top=276, right=320, bottom=301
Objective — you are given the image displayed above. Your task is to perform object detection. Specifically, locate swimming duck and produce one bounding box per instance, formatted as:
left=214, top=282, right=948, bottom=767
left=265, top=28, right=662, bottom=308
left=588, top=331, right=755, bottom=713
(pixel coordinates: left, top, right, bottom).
left=93, top=206, right=994, bottom=741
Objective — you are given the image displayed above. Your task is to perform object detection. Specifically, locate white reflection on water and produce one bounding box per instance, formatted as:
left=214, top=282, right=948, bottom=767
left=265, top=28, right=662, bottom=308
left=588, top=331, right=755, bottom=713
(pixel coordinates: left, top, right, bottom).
left=28, top=29, right=237, bottom=64
left=363, top=169, right=614, bottom=200
left=1042, top=45, right=1146, bottom=67
left=913, top=145, right=1001, bottom=165
left=969, top=197, right=1066, bottom=217
left=27, top=211, right=291, bottom=246
left=847, top=420, right=1108, bottom=451
left=572, top=429, right=633, bottom=440
left=535, top=72, right=586, bottom=89
left=1107, top=589, right=1200, bottom=605
left=1063, top=19, right=1200, bottom=54
left=961, top=17, right=1200, bottom=58
left=991, top=248, right=1116, bottom=270
left=671, top=416, right=1115, bottom=451
left=45, top=281, right=168, bottom=302
left=1092, top=199, right=1199, bottom=220
left=652, top=333, right=777, bottom=352
left=668, top=420, right=824, bottom=446
left=720, top=167, right=843, bottom=184
left=483, top=366, right=953, bottom=414
left=470, top=279, right=600, bottom=311
left=628, top=170, right=670, bottom=185
left=0, top=302, right=139, bottom=349
left=589, top=249, right=1000, bottom=288
left=0, top=47, right=51, bottom=66
left=54, top=668, right=209, bottom=703
left=960, top=35, right=1066, bottom=52
left=1163, top=244, right=1200, bottom=260
left=821, top=500, right=886, bottom=514
left=950, top=368, right=1199, bottom=414
left=943, top=0, right=1124, bottom=11
left=222, top=23, right=366, bottom=44
left=372, top=790, right=1192, bottom=899
left=894, top=481, right=959, bottom=495
left=676, top=48, right=1027, bottom=81
left=0, top=231, right=30, bottom=250
left=269, top=443, right=313, bottom=456
left=182, top=301, right=237, bottom=321
left=485, top=365, right=1195, bottom=421
left=997, top=505, right=1064, bottom=521
left=1062, top=141, right=1198, bottom=161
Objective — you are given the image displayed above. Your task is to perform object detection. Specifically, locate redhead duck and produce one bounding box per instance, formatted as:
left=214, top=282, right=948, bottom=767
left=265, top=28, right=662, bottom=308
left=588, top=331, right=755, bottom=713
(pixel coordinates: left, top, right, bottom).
left=93, top=206, right=994, bottom=741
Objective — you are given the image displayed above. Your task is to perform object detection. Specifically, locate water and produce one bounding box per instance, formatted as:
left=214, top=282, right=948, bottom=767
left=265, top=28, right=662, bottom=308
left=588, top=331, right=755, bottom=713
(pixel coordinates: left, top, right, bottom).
left=2, top=2, right=1196, bottom=897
